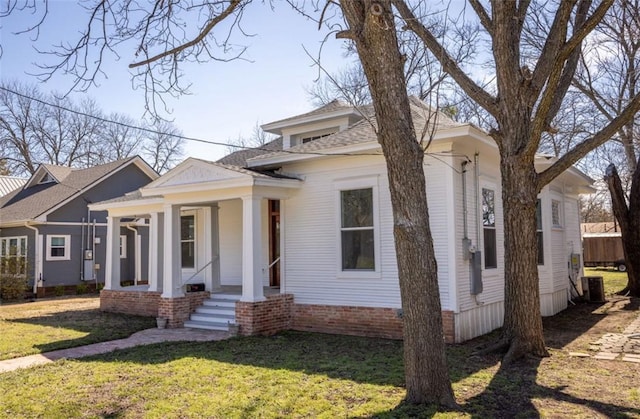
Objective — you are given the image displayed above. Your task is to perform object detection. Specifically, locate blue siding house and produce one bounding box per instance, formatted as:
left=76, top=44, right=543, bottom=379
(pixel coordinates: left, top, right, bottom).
left=0, top=157, right=158, bottom=297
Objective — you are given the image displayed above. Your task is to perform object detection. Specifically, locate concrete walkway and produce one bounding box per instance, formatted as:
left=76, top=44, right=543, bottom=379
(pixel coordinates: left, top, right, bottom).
left=0, top=328, right=230, bottom=374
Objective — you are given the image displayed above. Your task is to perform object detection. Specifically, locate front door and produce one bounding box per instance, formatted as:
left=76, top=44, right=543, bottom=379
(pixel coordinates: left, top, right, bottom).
left=268, top=200, right=280, bottom=287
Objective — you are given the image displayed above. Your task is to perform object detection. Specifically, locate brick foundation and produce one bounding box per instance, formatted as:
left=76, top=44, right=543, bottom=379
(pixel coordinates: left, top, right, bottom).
left=100, top=289, right=161, bottom=317
left=236, top=294, right=294, bottom=336
left=158, top=291, right=210, bottom=328
left=101, top=289, right=209, bottom=326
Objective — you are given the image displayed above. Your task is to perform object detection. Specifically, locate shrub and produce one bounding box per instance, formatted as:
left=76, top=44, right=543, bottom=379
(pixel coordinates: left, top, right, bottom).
left=54, top=285, right=65, bottom=297
left=0, top=274, right=28, bottom=300
left=96, top=283, right=105, bottom=292
left=76, top=284, right=88, bottom=295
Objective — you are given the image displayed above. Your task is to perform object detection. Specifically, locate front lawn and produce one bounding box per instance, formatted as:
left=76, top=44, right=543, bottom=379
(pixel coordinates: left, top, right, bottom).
left=0, top=296, right=155, bottom=360
left=1, top=297, right=639, bottom=418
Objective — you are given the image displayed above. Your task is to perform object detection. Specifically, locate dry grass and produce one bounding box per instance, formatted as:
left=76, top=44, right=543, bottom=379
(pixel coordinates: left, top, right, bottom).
left=0, top=292, right=639, bottom=417
left=0, top=296, right=155, bottom=360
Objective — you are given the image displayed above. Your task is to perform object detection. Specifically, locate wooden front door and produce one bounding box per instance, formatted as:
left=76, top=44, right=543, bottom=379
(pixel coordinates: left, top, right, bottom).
left=268, top=200, right=280, bottom=287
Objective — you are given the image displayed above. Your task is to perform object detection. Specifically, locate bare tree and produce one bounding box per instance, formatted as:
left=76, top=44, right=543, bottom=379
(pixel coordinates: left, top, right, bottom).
left=0, top=82, right=184, bottom=175
left=225, top=121, right=277, bottom=155
left=6, top=0, right=640, bottom=405
left=573, top=0, right=640, bottom=296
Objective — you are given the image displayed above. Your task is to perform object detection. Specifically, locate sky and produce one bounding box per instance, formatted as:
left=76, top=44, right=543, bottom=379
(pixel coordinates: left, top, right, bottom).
left=0, top=1, right=351, bottom=162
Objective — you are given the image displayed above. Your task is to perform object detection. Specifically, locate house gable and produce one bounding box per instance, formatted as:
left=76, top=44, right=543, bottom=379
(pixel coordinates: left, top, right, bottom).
left=144, top=158, right=246, bottom=191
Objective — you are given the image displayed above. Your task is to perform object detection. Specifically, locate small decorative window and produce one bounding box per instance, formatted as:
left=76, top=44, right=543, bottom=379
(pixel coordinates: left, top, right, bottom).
left=46, top=235, right=71, bottom=261
left=551, top=200, right=562, bottom=228
left=536, top=200, right=544, bottom=265
left=340, top=188, right=375, bottom=271
left=482, top=188, right=497, bottom=269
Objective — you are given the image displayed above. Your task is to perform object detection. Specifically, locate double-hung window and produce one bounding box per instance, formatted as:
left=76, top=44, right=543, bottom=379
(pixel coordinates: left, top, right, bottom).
left=340, top=188, right=375, bottom=271
left=46, top=235, right=70, bottom=261
left=0, top=236, right=27, bottom=275
left=181, top=215, right=195, bottom=269
left=482, top=188, right=497, bottom=269
left=551, top=199, right=562, bottom=228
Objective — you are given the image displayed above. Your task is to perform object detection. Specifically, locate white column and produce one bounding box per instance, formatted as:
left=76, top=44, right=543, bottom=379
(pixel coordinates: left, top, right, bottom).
left=162, top=204, right=184, bottom=298
left=209, top=204, right=221, bottom=291
left=241, top=196, right=265, bottom=302
left=104, top=216, right=121, bottom=290
left=148, top=212, right=162, bottom=292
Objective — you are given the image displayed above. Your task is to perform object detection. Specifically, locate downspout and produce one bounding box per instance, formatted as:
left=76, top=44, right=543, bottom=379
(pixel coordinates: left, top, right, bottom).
left=80, top=217, right=85, bottom=281
left=24, top=223, right=40, bottom=296
left=474, top=153, right=481, bottom=247
left=92, top=219, right=97, bottom=289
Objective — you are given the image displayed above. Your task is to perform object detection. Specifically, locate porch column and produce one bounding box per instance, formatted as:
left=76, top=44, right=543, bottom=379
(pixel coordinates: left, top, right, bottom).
left=162, top=204, right=184, bottom=298
left=104, top=216, right=121, bottom=290
left=241, top=195, right=265, bottom=302
left=206, top=204, right=221, bottom=291
left=147, top=212, right=163, bottom=292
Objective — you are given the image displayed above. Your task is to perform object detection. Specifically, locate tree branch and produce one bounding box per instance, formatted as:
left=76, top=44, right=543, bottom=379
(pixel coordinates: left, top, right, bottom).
left=468, top=0, right=493, bottom=35
left=129, top=0, right=244, bottom=68
left=393, top=0, right=499, bottom=118
left=536, top=93, right=640, bottom=188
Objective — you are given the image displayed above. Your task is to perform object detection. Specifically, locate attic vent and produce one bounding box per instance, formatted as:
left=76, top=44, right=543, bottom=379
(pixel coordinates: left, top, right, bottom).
left=301, top=132, right=335, bottom=144
left=39, top=173, right=55, bottom=184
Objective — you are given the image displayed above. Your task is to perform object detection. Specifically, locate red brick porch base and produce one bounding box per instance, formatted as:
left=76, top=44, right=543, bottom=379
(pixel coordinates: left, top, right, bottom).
left=100, top=289, right=209, bottom=328
left=235, top=294, right=455, bottom=343
left=236, top=294, right=294, bottom=335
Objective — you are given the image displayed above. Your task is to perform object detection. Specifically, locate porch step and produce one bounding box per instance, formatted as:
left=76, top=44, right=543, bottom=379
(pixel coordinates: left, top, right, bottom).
left=184, top=293, right=240, bottom=332
left=183, top=320, right=230, bottom=331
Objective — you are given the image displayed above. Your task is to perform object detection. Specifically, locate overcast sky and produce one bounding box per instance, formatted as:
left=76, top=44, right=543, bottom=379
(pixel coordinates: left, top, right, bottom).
left=0, top=2, right=350, bottom=161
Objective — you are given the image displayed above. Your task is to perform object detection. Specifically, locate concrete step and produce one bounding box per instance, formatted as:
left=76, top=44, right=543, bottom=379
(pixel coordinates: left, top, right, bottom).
left=195, top=306, right=235, bottom=316
left=184, top=320, right=229, bottom=331
left=213, top=293, right=242, bottom=300
left=190, top=312, right=235, bottom=323
left=202, top=299, right=237, bottom=308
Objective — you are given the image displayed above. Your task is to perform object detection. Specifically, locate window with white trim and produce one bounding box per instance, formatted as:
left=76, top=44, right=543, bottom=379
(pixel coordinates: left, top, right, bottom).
left=482, top=188, right=497, bottom=269
left=340, top=188, right=375, bottom=271
left=46, top=235, right=70, bottom=261
left=119, top=235, right=127, bottom=259
left=536, top=200, right=544, bottom=265
left=0, top=236, right=28, bottom=275
left=551, top=199, right=562, bottom=228
left=181, top=215, right=195, bottom=269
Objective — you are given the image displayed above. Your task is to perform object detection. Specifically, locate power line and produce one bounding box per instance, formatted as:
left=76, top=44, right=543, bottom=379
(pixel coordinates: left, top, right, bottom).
left=0, top=85, right=471, bottom=167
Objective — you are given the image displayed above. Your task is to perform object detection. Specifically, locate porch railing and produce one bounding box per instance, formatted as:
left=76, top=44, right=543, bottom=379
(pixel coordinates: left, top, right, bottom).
left=263, top=256, right=280, bottom=274
left=176, top=257, right=218, bottom=289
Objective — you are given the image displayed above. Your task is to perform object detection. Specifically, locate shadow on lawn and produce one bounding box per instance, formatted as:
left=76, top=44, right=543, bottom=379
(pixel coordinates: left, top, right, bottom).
left=8, top=308, right=155, bottom=353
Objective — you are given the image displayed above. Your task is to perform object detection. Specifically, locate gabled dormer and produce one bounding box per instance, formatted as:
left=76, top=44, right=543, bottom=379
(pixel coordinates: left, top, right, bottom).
left=261, top=100, right=366, bottom=149
left=23, top=164, right=73, bottom=189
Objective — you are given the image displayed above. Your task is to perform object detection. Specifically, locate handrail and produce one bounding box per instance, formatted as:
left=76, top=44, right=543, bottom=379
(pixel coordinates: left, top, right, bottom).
left=263, top=256, right=280, bottom=272
left=175, top=257, right=218, bottom=289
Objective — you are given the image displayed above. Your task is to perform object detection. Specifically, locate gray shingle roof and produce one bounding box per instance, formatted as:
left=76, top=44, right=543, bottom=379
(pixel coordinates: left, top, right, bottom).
left=0, top=157, right=140, bottom=224
left=216, top=137, right=283, bottom=166
left=263, top=99, right=352, bottom=128
left=249, top=99, right=463, bottom=164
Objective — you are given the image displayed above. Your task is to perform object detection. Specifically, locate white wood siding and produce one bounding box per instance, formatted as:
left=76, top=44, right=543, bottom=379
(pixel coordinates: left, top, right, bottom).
left=280, top=152, right=453, bottom=309
left=219, top=200, right=243, bottom=285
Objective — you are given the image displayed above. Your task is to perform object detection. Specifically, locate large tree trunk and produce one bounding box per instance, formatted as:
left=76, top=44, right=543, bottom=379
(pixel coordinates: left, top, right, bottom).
left=499, top=154, right=550, bottom=362
left=340, top=1, right=455, bottom=407
left=605, top=163, right=640, bottom=297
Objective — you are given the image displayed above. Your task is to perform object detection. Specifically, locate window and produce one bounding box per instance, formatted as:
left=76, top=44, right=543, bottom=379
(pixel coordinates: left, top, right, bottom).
left=551, top=200, right=562, bottom=228
left=482, top=188, right=497, bottom=269
left=301, top=132, right=334, bottom=144
left=46, top=235, right=70, bottom=261
left=340, top=188, right=375, bottom=271
left=0, top=236, right=27, bottom=275
left=119, top=235, right=127, bottom=259
left=536, top=200, right=544, bottom=265
left=181, top=215, right=195, bottom=269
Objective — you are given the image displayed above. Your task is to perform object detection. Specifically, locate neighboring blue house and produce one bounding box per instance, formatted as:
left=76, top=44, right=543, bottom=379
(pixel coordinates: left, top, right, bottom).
left=0, top=157, right=158, bottom=297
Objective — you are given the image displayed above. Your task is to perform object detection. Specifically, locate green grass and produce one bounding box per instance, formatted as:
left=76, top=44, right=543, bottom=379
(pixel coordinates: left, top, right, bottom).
left=584, top=267, right=628, bottom=295
left=0, top=296, right=155, bottom=360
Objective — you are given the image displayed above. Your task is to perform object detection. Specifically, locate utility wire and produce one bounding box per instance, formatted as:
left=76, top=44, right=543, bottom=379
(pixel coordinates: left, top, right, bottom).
left=0, top=85, right=471, bottom=169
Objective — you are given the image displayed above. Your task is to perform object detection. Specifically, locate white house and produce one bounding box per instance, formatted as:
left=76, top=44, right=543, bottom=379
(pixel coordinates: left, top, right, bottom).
left=92, top=98, right=593, bottom=342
